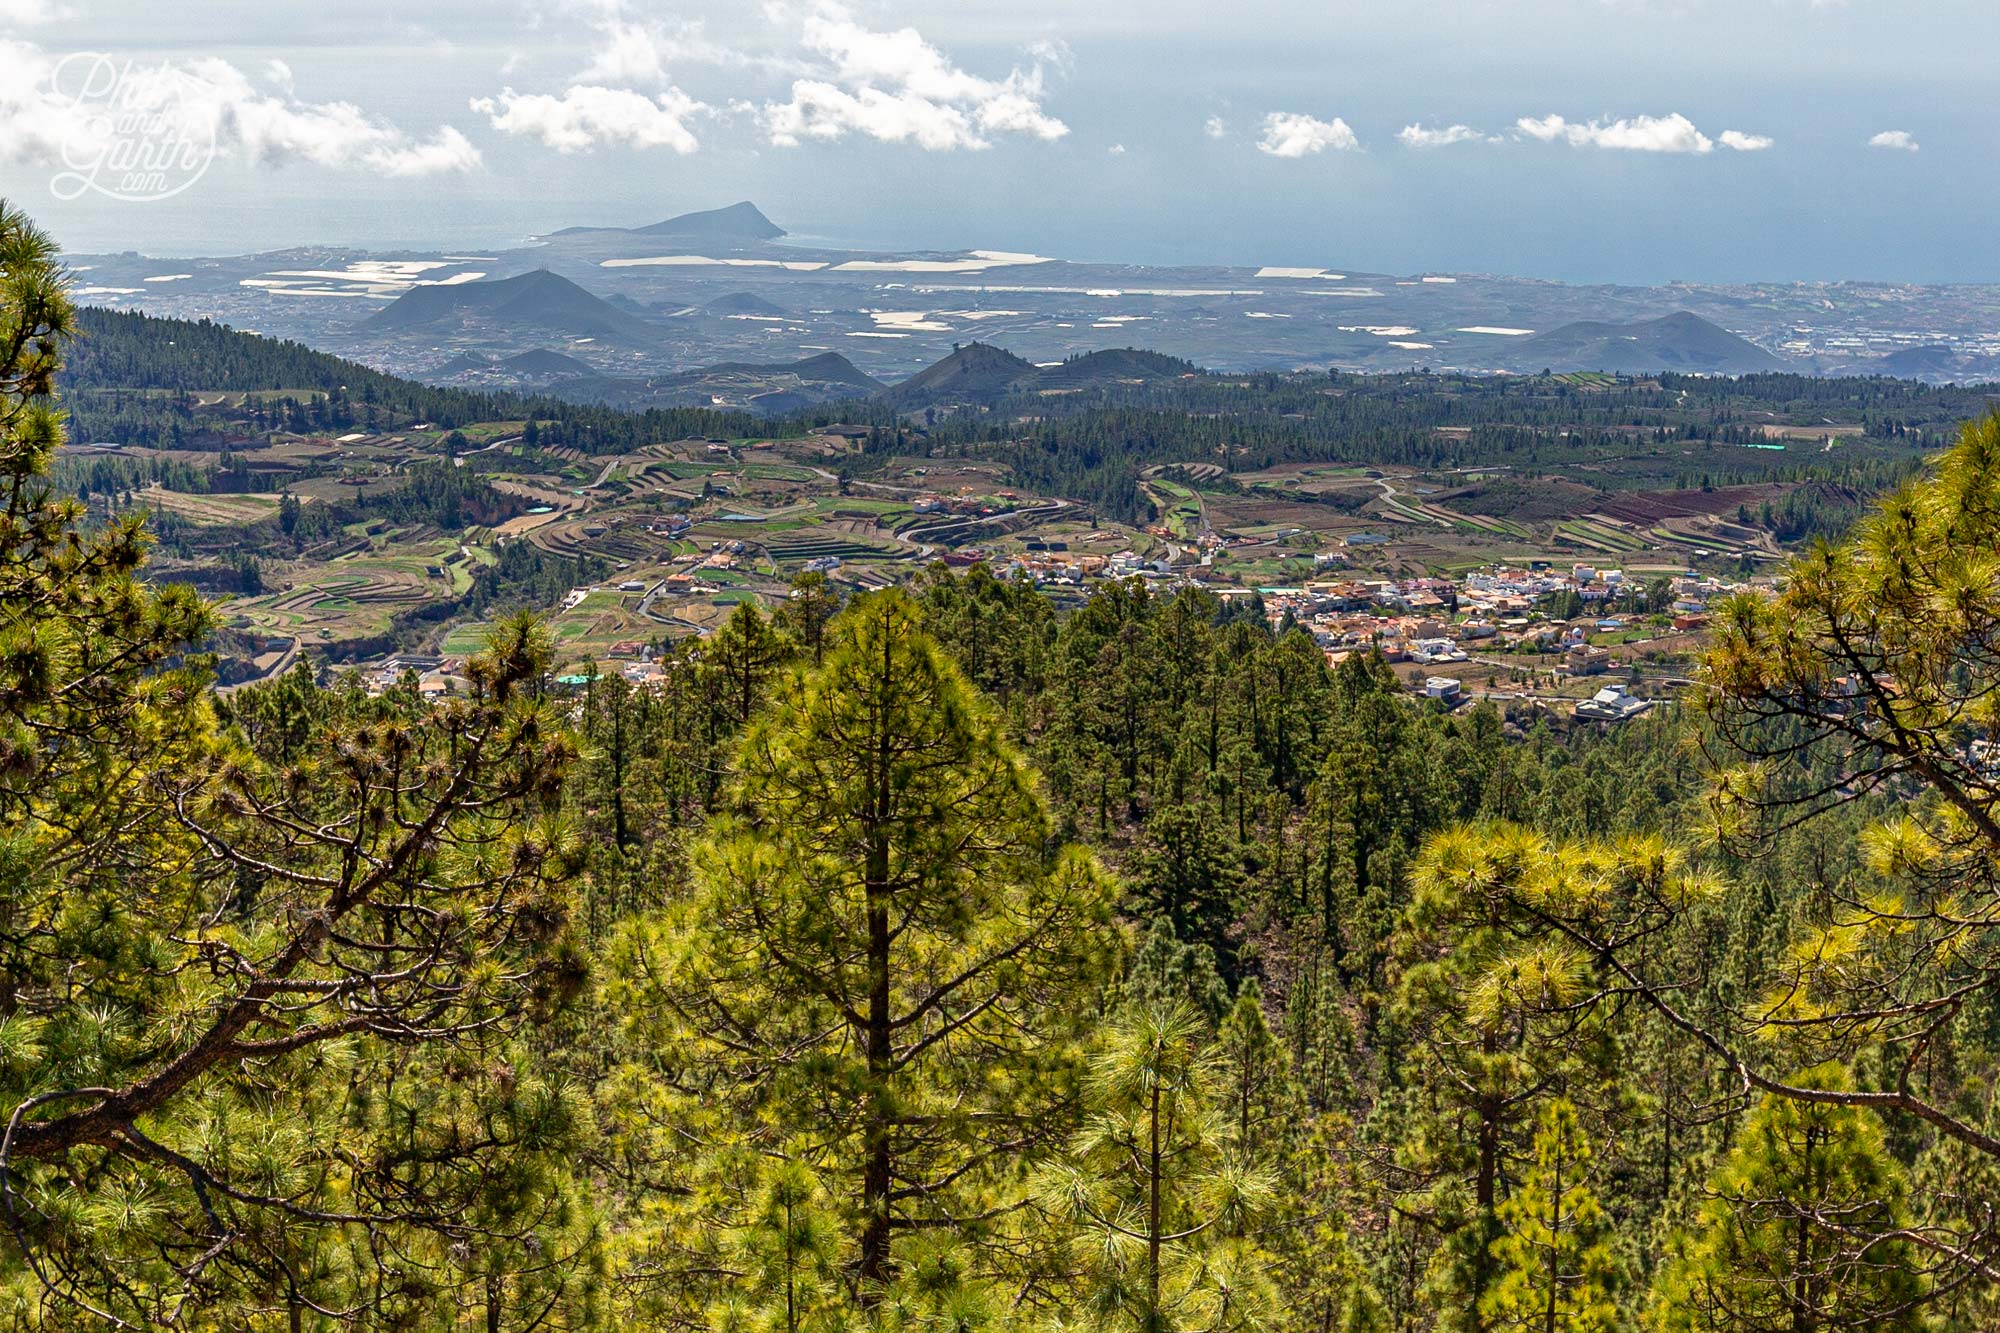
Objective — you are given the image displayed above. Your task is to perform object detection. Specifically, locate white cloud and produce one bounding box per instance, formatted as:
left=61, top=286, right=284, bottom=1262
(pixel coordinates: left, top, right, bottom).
left=1258, top=111, right=1359, bottom=158
left=579, top=18, right=679, bottom=85
left=576, top=13, right=750, bottom=85
left=1107, top=142, right=1126, bottom=155
left=263, top=58, right=294, bottom=92
left=0, top=41, right=71, bottom=164
left=370, top=126, right=483, bottom=176
left=759, top=3, right=1067, bottom=151
left=471, top=85, right=706, bottom=152
left=762, top=82, right=966, bottom=149
left=1025, top=37, right=1074, bottom=76
left=552, top=0, right=792, bottom=89
left=1204, top=115, right=1229, bottom=140
left=0, top=0, right=68, bottom=24
left=1516, top=112, right=1717, bottom=153
left=1869, top=129, right=1919, bottom=152
left=1719, top=130, right=1773, bottom=152
left=1398, top=123, right=1487, bottom=149
left=0, top=45, right=481, bottom=176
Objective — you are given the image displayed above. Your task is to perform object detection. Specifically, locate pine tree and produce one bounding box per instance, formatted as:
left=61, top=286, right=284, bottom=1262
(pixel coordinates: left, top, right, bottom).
left=0, top=201, right=591, bottom=1326
left=633, top=590, right=1117, bottom=1301
left=1392, top=824, right=1621, bottom=1330
left=1216, top=981, right=1289, bottom=1158
left=1481, top=1099, right=1620, bottom=1333
left=1039, top=1005, right=1276, bottom=1333
left=777, top=568, right=842, bottom=666
left=1651, top=1066, right=1925, bottom=1333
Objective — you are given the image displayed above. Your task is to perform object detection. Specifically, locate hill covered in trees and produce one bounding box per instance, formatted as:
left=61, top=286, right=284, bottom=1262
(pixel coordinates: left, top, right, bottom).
left=61, top=304, right=762, bottom=451
left=878, top=343, right=1202, bottom=409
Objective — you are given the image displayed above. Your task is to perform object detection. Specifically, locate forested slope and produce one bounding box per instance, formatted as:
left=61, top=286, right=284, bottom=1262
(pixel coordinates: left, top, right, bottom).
left=62, top=305, right=763, bottom=451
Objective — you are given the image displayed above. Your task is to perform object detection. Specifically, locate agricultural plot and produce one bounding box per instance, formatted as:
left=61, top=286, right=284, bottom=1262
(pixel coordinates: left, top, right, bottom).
left=1646, top=524, right=1743, bottom=556
left=758, top=532, right=911, bottom=564
left=1554, top=519, right=1649, bottom=553
left=231, top=539, right=463, bottom=648
left=137, top=487, right=283, bottom=526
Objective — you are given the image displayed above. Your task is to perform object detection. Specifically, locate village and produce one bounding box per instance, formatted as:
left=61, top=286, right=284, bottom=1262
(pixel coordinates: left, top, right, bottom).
left=341, top=540, right=1767, bottom=727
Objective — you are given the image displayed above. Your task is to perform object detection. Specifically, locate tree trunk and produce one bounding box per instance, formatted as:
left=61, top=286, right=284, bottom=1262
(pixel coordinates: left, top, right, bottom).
left=1472, top=1083, right=1500, bottom=1333
left=1545, top=1149, right=1562, bottom=1333
left=858, top=621, right=896, bottom=1298
left=1147, top=1077, right=1164, bottom=1333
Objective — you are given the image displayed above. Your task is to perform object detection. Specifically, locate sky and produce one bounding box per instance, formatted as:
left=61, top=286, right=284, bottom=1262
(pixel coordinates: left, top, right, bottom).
left=0, top=0, right=1992, bottom=284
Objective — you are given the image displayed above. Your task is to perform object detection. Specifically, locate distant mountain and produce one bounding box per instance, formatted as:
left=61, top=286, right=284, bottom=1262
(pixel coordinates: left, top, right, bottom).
left=880, top=343, right=1037, bottom=408
left=544, top=351, right=884, bottom=413
left=703, top=351, right=882, bottom=392
left=880, top=344, right=1204, bottom=408
left=430, top=352, right=494, bottom=377
left=1878, top=345, right=1963, bottom=379
left=549, top=202, right=786, bottom=246
left=1033, top=348, right=1201, bottom=389
left=636, top=202, right=785, bottom=242
left=1509, top=311, right=1785, bottom=375
left=360, top=270, right=662, bottom=346
left=497, top=348, right=596, bottom=378
left=704, top=291, right=791, bottom=318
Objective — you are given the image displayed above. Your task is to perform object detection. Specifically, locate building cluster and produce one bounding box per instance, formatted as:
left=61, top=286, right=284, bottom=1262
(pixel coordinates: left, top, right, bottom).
left=911, top=492, right=1022, bottom=519
left=1237, top=561, right=1775, bottom=701
left=348, top=654, right=469, bottom=700
left=989, top=548, right=1174, bottom=585
left=330, top=549, right=1776, bottom=726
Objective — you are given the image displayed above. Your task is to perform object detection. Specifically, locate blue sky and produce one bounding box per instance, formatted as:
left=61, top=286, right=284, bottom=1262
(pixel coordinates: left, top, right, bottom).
left=0, top=0, right=1988, bottom=283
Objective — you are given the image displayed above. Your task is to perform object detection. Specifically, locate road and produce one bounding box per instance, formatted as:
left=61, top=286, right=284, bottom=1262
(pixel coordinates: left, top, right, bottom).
left=452, top=434, right=521, bottom=468
left=1373, top=477, right=1451, bottom=527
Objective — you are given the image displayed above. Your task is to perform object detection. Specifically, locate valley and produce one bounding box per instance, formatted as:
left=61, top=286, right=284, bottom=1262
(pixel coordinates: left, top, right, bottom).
left=59, top=304, right=1980, bottom=715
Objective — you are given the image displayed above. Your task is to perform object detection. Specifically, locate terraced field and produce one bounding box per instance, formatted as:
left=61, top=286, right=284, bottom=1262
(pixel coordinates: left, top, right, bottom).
left=229, top=539, right=465, bottom=648
left=758, top=533, right=911, bottom=564
left=1555, top=518, right=1649, bottom=553
left=534, top=516, right=683, bottom=563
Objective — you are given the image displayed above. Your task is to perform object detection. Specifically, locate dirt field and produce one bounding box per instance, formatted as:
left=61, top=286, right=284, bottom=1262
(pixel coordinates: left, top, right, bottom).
left=139, top=488, right=284, bottom=526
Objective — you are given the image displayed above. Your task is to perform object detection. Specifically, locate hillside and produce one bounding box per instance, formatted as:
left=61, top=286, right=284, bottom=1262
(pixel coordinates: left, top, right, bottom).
left=66, top=306, right=518, bottom=413
left=497, top=348, right=596, bottom=378
left=705, top=351, right=882, bottom=392
left=544, top=351, right=884, bottom=412
left=59, top=305, right=757, bottom=451
left=1508, top=311, right=1785, bottom=375
left=360, top=270, right=663, bottom=345
left=1879, top=345, right=1964, bottom=379
left=878, top=343, right=1039, bottom=409
left=636, top=201, right=785, bottom=242
left=704, top=292, right=790, bottom=318
left=1033, top=348, right=1202, bottom=389
left=880, top=344, right=1203, bottom=408
left=430, top=352, right=494, bottom=377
